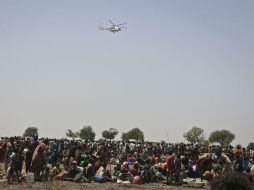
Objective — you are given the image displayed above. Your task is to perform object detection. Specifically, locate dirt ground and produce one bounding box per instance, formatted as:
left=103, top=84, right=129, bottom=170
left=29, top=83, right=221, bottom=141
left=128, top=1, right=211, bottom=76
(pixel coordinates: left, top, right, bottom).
left=0, top=163, right=208, bottom=190
left=0, top=181, right=209, bottom=190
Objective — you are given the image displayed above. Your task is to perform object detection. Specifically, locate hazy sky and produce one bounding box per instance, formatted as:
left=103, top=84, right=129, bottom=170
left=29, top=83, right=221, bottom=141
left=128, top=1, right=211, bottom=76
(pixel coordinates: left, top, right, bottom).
left=0, top=1, right=253, bottom=146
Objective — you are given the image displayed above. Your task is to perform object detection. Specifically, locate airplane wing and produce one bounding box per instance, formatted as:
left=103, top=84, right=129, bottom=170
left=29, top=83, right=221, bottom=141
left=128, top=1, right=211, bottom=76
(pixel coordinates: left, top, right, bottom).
left=108, top=20, right=115, bottom=26
left=117, top=23, right=127, bottom=26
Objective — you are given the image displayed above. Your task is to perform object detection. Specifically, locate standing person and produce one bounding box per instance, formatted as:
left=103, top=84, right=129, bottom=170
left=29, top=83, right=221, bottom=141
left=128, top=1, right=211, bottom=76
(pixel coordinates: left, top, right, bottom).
left=25, top=145, right=32, bottom=173
left=5, top=137, right=15, bottom=172
left=234, top=156, right=244, bottom=173
left=6, top=152, right=16, bottom=183
left=221, top=152, right=233, bottom=175
left=174, top=154, right=182, bottom=185
left=242, top=156, right=250, bottom=172
left=119, top=142, right=126, bottom=162
left=6, top=148, right=21, bottom=183
left=16, top=144, right=24, bottom=180
left=165, top=152, right=175, bottom=185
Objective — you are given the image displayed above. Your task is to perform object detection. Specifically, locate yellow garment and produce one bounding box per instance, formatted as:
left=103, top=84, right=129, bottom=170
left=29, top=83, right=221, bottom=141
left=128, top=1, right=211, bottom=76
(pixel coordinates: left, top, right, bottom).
left=51, top=167, right=61, bottom=178
left=203, top=171, right=213, bottom=177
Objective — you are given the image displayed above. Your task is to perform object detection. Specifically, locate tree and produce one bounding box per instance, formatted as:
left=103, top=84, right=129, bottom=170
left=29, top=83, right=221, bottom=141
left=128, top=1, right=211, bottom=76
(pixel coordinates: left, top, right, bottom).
left=79, top=126, right=96, bottom=141
left=23, top=127, right=38, bottom=137
left=102, top=128, right=118, bottom=140
left=247, top=142, right=254, bottom=150
left=121, top=132, right=128, bottom=141
left=66, top=129, right=79, bottom=139
left=208, top=129, right=235, bottom=146
left=121, top=128, right=144, bottom=142
left=183, top=126, right=205, bottom=144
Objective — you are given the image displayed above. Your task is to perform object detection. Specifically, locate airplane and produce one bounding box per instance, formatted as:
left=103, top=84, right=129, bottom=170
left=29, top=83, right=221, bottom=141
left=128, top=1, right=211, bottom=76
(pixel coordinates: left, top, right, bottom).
left=99, top=20, right=127, bottom=33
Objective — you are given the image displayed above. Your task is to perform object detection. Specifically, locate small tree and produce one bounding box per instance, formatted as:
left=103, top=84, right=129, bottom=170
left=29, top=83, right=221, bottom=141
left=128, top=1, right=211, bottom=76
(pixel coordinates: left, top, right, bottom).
left=208, top=129, right=235, bottom=146
left=66, top=129, right=79, bottom=139
left=247, top=142, right=254, bottom=150
left=102, top=128, right=118, bottom=140
left=79, top=126, right=96, bottom=141
left=23, top=127, right=38, bottom=137
left=121, top=128, right=144, bottom=142
left=183, top=126, right=206, bottom=144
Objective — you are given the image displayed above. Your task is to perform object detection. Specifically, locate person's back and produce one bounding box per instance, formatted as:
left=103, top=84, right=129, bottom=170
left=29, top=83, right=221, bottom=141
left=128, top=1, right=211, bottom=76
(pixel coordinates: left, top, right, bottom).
left=211, top=172, right=252, bottom=190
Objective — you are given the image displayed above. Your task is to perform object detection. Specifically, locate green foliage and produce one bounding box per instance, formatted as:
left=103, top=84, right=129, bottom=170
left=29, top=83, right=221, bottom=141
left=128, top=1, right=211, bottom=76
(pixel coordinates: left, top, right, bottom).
left=247, top=142, right=254, bottom=150
left=66, top=129, right=79, bottom=139
left=183, top=126, right=205, bottom=144
left=79, top=126, right=96, bottom=140
left=23, top=127, right=38, bottom=137
left=121, top=128, right=144, bottom=142
left=208, top=129, right=235, bottom=146
left=102, top=128, right=118, bottom=140
left=121, top=132, right=128, bottom=141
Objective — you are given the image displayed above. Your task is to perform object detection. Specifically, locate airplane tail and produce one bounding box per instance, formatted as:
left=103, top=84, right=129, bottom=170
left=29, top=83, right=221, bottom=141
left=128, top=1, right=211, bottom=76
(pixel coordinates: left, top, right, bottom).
left=99, top=26, right=105, bottom=30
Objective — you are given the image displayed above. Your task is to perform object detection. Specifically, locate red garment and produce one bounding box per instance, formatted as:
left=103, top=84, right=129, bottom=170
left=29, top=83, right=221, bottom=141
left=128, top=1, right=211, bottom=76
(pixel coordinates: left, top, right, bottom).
left=166, top=155, right=174, bottom=174
left=80, top=144, right=87, bottom=152
left=192, top=154, right=199, bottom=162
left=244, top=172, right=253, bottom=184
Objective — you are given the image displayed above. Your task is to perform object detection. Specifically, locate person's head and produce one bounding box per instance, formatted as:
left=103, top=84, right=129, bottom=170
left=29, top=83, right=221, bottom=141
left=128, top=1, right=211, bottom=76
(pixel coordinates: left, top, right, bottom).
left=72, top=160, right=77, bottom=168
left=121, top=161, right=128, bottom=168
left=44, top=138, right=49, bottom=145
left=211, top=172, right=252, bottom=190
left=133, top=162, right=139, bottom=169
left=101, top=162, right=107, bottom=169
left=10, top=137, right=14, bottom=143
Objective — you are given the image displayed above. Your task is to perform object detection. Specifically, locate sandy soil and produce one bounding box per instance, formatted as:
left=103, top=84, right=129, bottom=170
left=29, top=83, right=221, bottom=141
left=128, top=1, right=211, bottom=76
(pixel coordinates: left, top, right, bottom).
left=0, top=181, right=208, bottom=190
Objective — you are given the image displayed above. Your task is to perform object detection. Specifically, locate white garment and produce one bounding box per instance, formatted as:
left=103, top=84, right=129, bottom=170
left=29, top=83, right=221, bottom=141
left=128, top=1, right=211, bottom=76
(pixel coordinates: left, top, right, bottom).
left=250, top=164, right=254, bottom=176
left=95, top=166, right=105, bottom=177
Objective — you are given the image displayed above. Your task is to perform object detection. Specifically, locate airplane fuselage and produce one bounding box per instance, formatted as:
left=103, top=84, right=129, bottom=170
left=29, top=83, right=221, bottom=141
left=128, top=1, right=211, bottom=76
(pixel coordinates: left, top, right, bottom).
left=109, top=26, right=121, bottom=33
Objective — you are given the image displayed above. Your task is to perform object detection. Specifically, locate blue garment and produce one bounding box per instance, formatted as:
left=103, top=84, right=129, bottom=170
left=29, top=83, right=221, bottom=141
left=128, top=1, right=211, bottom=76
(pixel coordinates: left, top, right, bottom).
left=242, top=159, right=249, bottom=172
left=94, top=176, right=106, bottom=183
left=51, top=150, right=58, bottom=162
left=32, top=133, right=38, bottom=141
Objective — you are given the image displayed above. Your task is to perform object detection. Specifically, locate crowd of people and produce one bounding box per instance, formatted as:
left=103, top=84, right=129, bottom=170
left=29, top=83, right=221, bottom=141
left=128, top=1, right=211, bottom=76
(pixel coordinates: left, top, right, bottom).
left=0, top=134, right=254, bottom=188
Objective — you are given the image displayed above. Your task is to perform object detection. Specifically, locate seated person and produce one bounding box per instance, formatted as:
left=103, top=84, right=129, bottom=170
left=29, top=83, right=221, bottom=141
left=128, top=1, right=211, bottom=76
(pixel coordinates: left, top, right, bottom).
left=117, top=162, right=132, bottom=183
left=51, top=164, right=62, bottom=180
left=63, top=160, right=83, bottom=181
left=112, top=164, right=121, bottom=182
left=154, top=166, right=167, bottom=183
left=129, top=162, right=141, bottom=184
left=85, top=163, right=94, bottom=181
left=94, top=162, right=111, bottom=183
left=203, top=170, right=213, bottom=182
